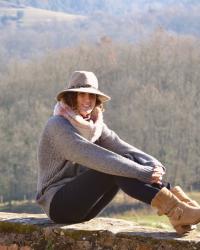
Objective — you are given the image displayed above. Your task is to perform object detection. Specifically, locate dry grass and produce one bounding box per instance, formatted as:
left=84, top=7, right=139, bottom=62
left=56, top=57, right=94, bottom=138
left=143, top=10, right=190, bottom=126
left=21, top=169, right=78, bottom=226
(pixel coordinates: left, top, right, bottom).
left=110, top=191, right=200, bottom=231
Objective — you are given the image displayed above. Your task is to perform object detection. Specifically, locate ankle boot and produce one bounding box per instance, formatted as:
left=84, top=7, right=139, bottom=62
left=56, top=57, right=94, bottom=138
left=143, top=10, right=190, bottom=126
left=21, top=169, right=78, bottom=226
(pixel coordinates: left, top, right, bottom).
left=171, top=186, right=200, bottom=208
left=171, top=186, right=200, bottom=233
left=151, top=187, right=200, bottom=235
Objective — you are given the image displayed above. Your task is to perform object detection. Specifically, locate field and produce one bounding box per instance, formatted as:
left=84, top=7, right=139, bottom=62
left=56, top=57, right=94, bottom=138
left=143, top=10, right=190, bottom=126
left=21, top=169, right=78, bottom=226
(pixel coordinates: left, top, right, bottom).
left=0, top=191, right=200, bottom=231
left=110, top=191, right=200, bottom=231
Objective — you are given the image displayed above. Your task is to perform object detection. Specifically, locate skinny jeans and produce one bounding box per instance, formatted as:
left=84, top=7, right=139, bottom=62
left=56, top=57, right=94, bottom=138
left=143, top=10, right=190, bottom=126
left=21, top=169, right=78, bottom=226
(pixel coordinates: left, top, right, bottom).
left=49, top=169, right=170, bottom=224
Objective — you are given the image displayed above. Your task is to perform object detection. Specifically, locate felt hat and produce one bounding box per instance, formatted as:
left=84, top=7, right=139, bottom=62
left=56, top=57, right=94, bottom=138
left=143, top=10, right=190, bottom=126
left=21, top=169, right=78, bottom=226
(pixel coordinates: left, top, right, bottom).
left=56, top=71, right=110, bottom=102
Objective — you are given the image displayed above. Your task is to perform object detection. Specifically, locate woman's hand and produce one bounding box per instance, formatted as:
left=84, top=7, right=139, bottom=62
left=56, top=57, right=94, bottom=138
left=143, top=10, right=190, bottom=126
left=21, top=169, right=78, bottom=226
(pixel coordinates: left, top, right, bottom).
left=150, top=165, right=165, bottom=184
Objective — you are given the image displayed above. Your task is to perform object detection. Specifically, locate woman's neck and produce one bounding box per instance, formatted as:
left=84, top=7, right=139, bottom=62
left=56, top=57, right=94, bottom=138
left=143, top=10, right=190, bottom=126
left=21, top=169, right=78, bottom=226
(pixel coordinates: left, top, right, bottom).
left=81, top=113, right=91, bottom=120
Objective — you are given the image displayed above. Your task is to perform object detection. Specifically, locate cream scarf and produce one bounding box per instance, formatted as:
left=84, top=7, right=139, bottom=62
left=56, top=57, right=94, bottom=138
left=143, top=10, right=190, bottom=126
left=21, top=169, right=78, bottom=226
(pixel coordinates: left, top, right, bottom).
left=53, top=102, right=104, bottom=142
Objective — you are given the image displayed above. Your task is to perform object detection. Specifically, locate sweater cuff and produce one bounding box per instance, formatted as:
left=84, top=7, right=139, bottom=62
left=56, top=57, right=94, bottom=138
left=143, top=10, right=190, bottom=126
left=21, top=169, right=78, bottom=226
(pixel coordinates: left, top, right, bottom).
left=136, top=166, right=154, bottom=183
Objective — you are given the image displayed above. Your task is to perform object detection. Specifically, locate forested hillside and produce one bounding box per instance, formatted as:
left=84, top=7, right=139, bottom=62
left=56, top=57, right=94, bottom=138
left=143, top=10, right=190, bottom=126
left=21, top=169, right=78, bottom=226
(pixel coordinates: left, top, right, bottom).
left=1, top=29, right=200, bottom=201
left=0, top=1, right=200, bottom=203
left=1, top=0, right=200, bottom=60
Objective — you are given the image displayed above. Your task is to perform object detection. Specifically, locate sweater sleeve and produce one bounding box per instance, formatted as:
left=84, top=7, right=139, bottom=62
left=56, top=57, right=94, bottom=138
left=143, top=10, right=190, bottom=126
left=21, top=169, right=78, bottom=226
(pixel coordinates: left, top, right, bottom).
left=98, top=123, right=165, bottom=171
left=46, top=116, right=155, bottom=183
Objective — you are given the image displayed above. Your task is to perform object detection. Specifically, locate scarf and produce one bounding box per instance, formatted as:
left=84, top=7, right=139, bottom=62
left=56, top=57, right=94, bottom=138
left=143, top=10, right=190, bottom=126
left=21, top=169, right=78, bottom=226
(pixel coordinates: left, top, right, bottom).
left=53, top=101, right=104, bottom=142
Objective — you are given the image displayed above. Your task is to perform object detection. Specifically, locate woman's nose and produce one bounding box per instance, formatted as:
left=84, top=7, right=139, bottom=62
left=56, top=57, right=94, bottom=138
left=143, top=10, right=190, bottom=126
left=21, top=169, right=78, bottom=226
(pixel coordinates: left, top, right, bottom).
left=83, top=94, right=91, bottom=102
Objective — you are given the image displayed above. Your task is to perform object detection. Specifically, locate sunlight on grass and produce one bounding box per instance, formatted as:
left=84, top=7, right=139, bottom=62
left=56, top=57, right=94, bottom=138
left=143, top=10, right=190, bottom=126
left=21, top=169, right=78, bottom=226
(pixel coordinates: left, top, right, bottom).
left=188, top=192, right=200, bottom=204
left=109, top=190, right=200, bottom=231
left=114, top=210, right=171, bottom=230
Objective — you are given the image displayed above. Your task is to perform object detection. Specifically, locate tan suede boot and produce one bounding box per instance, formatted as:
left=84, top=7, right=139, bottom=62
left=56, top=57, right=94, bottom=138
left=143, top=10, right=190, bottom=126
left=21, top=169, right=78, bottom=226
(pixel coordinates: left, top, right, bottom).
left=170, top=186, right=200, bottom=234
left=171, top=186, right=200, bottom=208
left=151, top=187, right=200, bottom=235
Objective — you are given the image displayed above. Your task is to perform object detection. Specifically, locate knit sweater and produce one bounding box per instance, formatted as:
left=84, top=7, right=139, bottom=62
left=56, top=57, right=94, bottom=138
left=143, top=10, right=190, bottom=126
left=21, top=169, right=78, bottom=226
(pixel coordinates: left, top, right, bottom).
left=36, top=115, right=164, bottom=217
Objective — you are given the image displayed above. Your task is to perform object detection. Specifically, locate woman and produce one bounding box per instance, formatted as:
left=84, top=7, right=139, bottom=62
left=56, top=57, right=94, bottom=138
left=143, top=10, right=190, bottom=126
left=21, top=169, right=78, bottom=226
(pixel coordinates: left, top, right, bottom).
left=36, top=71, right=200, bottom=234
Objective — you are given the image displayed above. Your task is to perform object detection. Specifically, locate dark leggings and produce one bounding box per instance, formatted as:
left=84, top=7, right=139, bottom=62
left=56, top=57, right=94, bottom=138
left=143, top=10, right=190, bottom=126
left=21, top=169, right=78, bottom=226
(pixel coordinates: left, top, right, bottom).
left=49, top=169, right=170, bottom=224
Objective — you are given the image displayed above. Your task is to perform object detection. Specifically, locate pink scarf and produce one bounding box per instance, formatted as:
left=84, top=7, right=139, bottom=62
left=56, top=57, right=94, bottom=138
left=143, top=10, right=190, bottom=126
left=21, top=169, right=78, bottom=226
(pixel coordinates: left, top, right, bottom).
left=53, top=102, right=104, bottom=142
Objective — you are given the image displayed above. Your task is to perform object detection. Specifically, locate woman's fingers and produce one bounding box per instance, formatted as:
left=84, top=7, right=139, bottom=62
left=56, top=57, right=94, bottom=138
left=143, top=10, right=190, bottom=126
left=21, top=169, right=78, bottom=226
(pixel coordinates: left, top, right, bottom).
left=154, top=165, right=165, bottom=172
left=152, top=171, right=162, bottom=178
left=148, top=165, right=165, bottom=184
left=150, top=176, right=162, bottom=184
left=153, top=167, right=165, bottom=176
left=151, top=170, right=163, bottom=184
left=152, top=176, right=162, bottom=182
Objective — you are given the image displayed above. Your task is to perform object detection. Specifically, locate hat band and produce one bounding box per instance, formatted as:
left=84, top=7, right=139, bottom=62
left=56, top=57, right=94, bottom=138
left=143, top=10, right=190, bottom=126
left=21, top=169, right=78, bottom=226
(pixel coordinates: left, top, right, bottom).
left=68, top=84, right=97, bottom=89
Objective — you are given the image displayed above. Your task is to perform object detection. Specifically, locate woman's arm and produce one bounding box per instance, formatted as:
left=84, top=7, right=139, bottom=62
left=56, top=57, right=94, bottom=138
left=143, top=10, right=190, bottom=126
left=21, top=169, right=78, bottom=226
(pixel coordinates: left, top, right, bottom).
left=46, top=116, right=156, bottom=183
left=98, top=123, right=165, bottom=171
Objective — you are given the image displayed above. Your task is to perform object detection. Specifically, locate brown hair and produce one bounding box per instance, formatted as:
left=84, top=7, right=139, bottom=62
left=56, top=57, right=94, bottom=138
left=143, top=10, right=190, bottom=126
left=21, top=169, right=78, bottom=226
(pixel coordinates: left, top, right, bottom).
left=61, top=92, right=104, bottom=111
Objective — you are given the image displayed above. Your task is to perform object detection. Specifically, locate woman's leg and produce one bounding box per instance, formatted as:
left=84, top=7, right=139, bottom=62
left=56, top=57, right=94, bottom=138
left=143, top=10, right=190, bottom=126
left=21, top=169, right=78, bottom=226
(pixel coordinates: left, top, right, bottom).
left=84, top=185, right=119, bottom=221
left=49, top=169, right=117, bottom=223
left=50, top=169, right=166, bottom=224
left=114, top=176, right=166, bottom=204
left=84, top=180, right=167, bottom=220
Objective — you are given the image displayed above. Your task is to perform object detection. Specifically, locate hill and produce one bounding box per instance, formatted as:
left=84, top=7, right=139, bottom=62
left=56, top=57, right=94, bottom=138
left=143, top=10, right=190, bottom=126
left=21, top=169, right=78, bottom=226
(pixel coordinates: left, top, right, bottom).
left=1, top=0, right=200, bottom=60
left=1, top=0, right=200, bottom=36
left=2, top=0, right=200, bottom=15
left=0, top=4, right=86, bottom=27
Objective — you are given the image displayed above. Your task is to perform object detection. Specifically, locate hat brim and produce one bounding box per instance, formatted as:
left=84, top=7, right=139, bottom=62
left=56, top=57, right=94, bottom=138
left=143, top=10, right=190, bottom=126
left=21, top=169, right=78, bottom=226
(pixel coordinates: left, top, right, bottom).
left=56, top=87, right=111, bottom=102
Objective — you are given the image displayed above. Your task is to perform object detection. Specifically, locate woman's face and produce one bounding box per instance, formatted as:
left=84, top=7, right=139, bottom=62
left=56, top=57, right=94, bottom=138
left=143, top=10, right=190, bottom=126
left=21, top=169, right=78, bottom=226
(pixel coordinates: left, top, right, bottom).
left=76, top=92, right=96, bottom=117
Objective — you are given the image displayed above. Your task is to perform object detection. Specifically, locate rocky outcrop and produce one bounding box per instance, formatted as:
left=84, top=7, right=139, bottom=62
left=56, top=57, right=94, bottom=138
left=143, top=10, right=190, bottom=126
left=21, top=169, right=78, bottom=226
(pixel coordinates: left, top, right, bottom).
left=0, top=212, right=200, bottom=249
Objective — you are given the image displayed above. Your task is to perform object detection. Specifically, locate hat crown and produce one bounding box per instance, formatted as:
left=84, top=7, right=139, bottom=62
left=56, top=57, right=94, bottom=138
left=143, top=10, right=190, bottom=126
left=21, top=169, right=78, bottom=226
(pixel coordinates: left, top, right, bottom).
left=68, top=71, right=98, bottom=90
left=56, top=70, right=111, bottom=102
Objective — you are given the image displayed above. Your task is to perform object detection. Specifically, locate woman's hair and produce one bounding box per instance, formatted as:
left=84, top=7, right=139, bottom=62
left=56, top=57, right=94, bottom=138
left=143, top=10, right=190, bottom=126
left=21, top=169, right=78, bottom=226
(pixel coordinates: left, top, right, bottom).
left=61, top=92, right=104, bottom=111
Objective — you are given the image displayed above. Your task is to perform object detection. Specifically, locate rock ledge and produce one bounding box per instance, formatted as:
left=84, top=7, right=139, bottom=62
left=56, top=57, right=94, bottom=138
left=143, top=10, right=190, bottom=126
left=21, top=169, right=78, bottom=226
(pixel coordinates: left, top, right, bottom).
left=0, top=212, right=200, bottom=249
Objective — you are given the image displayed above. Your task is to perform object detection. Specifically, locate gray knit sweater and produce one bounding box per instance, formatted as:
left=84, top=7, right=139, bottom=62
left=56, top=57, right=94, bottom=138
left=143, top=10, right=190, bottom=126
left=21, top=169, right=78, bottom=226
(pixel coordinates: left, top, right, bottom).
left=36, top=115, right=164, bottom=217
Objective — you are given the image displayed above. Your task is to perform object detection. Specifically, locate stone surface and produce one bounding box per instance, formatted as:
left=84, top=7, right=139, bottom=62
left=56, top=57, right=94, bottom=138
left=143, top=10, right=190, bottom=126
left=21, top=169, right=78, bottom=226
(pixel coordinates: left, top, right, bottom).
left=0, top=212, right=200, bottom=249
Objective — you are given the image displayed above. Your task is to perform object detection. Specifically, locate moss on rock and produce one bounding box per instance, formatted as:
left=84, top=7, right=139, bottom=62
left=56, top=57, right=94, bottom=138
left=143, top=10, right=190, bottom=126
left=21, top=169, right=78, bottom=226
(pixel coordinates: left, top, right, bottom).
left=0, top=213, right=200, bottom=250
